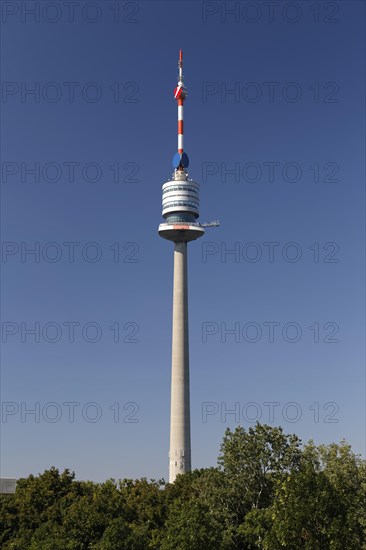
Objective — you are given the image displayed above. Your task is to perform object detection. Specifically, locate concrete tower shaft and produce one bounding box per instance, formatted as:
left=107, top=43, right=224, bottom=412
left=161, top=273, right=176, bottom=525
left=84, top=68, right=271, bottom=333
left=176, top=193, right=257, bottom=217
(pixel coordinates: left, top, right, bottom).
left=169, top=241, right=191, bottom=482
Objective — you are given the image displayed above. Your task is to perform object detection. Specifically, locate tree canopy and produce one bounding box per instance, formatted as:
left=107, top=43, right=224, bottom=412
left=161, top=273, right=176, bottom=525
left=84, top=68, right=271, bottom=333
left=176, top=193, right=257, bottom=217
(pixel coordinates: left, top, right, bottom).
left=1, top=424, right=365, bottom=549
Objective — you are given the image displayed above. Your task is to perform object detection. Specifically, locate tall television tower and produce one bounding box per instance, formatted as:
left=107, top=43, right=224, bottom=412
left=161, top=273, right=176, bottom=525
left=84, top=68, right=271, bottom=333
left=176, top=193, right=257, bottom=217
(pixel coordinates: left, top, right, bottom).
left=158, top=50, right=205, bottom=483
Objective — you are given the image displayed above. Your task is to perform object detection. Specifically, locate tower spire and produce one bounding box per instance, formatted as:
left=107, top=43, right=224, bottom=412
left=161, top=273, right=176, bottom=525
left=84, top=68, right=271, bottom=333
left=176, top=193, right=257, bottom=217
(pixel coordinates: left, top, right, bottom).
left=173, top=50, right=188, bottom=169
left=178, top=48, right=183, bottom=83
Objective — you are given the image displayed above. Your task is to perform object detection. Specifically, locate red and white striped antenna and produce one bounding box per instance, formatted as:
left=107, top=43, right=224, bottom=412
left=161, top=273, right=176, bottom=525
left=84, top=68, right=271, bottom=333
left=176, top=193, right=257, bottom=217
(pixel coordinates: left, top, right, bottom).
left=173, top=49, right=189, bottom=169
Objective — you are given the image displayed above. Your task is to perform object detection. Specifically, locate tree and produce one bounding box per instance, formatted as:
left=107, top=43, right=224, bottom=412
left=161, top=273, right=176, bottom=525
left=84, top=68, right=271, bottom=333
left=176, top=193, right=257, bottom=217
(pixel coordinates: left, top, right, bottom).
left=216, top=423, right=302, bottom=547
left=0, top=467, right=77, bottom=549
left=95, top=517, right=147, bottom=550
left=160, top=499, right=223, bottom=550
left=218, top=424, right=302, bottom=509
left=1, top=429, right=364, bottom=549
left=240, top=440, right=366, bottom=549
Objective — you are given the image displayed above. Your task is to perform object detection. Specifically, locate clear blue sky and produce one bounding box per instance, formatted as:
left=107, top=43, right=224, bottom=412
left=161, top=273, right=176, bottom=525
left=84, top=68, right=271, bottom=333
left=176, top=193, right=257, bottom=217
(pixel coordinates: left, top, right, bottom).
left=1, top=0, right=365, bottom=482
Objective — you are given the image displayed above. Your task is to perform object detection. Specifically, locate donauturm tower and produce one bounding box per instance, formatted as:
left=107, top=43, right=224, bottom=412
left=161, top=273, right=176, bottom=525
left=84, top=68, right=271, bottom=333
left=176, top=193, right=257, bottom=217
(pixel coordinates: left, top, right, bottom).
left=158, top=50, right=204, bottom=483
